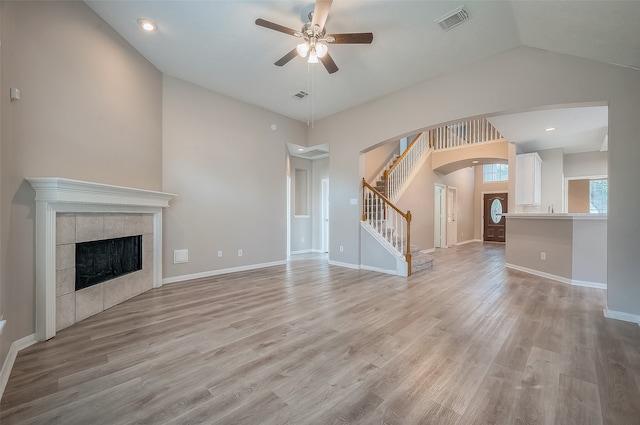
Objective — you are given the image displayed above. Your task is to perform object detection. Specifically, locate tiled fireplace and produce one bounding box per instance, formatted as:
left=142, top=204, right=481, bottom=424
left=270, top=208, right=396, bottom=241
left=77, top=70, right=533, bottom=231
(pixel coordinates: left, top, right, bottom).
left=56, top=212, right=154, bottom=331
left=28, top=178, right=175, bottom=341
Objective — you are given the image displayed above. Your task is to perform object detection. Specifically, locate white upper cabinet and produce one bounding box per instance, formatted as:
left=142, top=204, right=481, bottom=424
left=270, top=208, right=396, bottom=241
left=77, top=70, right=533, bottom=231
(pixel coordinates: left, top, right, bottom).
left=516, top=153, right=542, bottom=206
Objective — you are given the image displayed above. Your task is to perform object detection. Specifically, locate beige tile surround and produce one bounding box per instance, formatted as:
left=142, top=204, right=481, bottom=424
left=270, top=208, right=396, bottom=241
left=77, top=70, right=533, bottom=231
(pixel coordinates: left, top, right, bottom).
left=55, top=213, right=155, bottom=331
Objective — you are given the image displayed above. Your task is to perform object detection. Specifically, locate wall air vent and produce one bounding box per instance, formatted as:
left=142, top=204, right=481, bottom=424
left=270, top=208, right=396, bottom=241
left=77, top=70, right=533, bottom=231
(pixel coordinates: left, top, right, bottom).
left=292, top=90, right=309, bottom=99
left=435, top=6, right=470, bottom=31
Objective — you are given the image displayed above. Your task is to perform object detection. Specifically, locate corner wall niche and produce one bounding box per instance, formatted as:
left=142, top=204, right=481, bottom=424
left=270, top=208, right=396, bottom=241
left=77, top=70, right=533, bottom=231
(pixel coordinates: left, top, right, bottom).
left=27, top=178, right=175, bottom=341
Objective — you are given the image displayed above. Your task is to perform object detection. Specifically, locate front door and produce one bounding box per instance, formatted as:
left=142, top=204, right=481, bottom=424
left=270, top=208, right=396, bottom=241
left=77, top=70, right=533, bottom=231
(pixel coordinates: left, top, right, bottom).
left=483, top=193, right=508, bottom=242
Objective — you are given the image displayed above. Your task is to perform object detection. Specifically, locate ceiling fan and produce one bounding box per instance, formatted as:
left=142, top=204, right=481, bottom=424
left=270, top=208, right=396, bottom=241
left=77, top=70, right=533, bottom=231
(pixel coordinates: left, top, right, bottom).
left=255, top=0, right=373, bottom=74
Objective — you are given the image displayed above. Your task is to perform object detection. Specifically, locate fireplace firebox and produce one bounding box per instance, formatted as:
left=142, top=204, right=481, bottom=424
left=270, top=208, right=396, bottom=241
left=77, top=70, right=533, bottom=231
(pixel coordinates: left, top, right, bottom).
left=76, top=235, right=142, bottom=291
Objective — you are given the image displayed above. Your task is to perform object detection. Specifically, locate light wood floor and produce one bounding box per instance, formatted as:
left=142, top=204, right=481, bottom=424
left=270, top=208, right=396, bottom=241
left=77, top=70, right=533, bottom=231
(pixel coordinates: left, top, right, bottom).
left=2, top=243, right=640, bottom=425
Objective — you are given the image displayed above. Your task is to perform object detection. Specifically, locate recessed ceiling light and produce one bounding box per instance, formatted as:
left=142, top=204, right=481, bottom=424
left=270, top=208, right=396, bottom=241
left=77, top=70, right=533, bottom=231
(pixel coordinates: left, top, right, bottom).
left=298, top=148, right=304, bottom=152
left=545, top=127, right=556, bottom=132
left=472, top=160, right=479, bottom=164
left=138, top=19, right=157, bottom=32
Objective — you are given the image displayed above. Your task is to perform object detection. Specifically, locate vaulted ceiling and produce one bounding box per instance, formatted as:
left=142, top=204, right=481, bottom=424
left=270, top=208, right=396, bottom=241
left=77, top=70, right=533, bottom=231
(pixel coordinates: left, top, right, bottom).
left=85, top=1, right=639, bottom=152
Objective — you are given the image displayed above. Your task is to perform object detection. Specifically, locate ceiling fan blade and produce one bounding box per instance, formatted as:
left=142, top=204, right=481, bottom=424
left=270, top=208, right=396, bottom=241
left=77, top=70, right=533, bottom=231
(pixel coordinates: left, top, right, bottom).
left=255, top=18, right=299, bottom=37
left=327, top=33, right=374, bottom=44
left=320, top=52, right=339, bottom=74
left=311, top=0, right=333, bottom=30
left=275, top=48, right=299, bottom=67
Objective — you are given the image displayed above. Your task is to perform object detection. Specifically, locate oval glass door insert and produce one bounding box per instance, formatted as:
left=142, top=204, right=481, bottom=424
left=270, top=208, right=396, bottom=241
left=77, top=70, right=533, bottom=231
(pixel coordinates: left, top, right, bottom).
left=491, top=199, right=503, bottom=223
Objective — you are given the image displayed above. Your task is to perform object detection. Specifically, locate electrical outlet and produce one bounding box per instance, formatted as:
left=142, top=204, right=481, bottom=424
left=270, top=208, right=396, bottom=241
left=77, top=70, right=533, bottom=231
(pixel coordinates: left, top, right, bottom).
left=238, top=249, right=243, bottom=257
left=339, top=245, right=344, bottom=252
left=541, top=252, right=546, bottom=260
left=218, top=250, right=223, bottom=257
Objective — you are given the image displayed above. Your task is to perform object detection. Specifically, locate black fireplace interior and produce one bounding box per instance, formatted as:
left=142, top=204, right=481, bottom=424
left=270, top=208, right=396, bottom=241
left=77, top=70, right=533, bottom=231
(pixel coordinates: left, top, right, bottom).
left=76, top=235, right=142, bottom=291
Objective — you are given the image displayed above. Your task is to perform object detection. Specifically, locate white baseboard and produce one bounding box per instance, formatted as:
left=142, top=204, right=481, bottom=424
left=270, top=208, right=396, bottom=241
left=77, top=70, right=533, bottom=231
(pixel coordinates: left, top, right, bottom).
left=0, top=333, right=37, bottom=401
left=290, top=249, right=326, bottom=255
left=505, top=263, right=606, bottom=289
left=603, top=308, right=640, bottom=325
left=360, top=264, right=401, bottom=276
left=327, top=260, right=360, bottom=270
left=162, top=260, right=286, bottom=285
left=570, top=279, right=607, bottom=289
left=455, top=239, right=481, bottom=246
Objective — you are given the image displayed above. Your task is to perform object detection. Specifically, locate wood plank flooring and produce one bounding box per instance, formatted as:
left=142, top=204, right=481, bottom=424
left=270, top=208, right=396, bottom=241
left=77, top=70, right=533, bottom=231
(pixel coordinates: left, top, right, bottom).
left=2, top=243, right=640, bottom=424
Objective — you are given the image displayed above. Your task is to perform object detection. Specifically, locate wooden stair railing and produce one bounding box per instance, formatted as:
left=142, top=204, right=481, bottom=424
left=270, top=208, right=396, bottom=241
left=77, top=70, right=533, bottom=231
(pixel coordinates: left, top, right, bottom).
left=362, top=179, right=413, bottom=276
left=381, top=132, right=430, bottom=201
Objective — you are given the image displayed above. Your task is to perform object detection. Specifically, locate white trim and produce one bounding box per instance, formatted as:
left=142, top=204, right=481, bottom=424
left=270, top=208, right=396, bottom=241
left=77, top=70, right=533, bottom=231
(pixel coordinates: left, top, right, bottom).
left=505, top=263, right=606, bottom=289
left=0, top=333, right=37, bottom=400
left=455, top=239, right=481, bottom=246
left=360, top=222, right=405, bottom=261
left=290, top=249, right=325, bottom=255
left=327, top=260, right=360, bottom=270
left=570, top=279, right=607, bottom=289
left=27, top=177, right=175, bottom=207
left=162, top=260, right=286, bottom=285
left=360, top=264, right=401, bottom=276
left=603, top=308, right=640, bottom=325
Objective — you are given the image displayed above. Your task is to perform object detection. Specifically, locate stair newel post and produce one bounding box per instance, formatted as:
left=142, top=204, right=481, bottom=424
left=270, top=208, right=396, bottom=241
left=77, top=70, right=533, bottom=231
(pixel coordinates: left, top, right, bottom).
left=361, top=178, right=367, bottom=221
left=382, top=170, right=389, bottom=220
left=406, top=210, right=412, bottom=277
left=382, top=170, right=389, bottom=198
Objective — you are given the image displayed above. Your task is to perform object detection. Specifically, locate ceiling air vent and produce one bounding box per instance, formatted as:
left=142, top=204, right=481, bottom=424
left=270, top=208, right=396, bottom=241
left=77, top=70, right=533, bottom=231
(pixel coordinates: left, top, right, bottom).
left=435, top=6, right=470, bottom=31
left=292, top=90, right=309, bottom=99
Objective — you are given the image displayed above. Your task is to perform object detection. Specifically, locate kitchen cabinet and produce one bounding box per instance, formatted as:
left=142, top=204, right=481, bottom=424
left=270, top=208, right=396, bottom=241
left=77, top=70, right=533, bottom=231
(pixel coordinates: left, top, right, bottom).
left=516, top=153, right=542, bottom=206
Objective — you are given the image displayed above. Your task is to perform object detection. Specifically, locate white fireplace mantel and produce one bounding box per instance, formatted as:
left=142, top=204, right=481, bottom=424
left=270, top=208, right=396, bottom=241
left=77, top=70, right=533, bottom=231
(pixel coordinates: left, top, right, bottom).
left=27, top=178, right=176, bottom=341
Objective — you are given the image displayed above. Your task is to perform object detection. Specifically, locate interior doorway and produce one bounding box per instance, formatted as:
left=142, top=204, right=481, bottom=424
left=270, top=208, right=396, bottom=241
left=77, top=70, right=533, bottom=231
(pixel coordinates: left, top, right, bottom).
left=286, top=174, right=291, bottom=257
left=483, top=192, right=508, bottom=242
left=434, top=184, right=447, bottom=248
left=321, top=178, right=329, bottom=253
left=447, top=186, right=458, bottom=247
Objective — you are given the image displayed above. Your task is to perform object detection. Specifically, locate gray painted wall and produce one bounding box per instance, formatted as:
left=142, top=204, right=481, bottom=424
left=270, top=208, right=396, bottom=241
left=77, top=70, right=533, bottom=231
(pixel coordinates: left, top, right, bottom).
left=308, top=46, right=640, bottom=317
left=0, top=1, right=162, bottom=363
left=162, top=76, right=307, bottom=278
left=539, top=148, right=565, bottom=213
left=506, top=218, right=573, bottom=279
left=564, top=151, right=608, bottom=178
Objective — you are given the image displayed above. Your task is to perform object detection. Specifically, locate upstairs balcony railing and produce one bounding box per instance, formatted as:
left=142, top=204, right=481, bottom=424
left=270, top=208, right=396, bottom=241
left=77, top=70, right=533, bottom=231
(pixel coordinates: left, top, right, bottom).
left=430, top=118, right=503, bottom=151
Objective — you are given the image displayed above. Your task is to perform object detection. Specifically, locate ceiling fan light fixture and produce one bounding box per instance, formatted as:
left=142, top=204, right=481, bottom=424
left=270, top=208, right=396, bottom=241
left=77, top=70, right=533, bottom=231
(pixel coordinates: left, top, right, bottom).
left=315, top=43, right=328, bottom=58
left=308, top=49, right=319, bottom=63
left=296, top=42, right=309, bottom=58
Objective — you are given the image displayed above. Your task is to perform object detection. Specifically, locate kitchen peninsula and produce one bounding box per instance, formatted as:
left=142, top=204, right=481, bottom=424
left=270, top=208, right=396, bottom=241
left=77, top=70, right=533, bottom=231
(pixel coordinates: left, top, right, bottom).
left=504, top=213, right=607, bottom=288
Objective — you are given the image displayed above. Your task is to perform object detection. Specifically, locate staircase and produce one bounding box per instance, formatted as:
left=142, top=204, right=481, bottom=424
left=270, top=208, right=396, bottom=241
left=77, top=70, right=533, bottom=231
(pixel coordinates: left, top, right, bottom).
left=409, top=246, right=434, bottom=274
left=361, top=119, right=503, bottom=277
left=361, top=132, right=434, bottom=277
